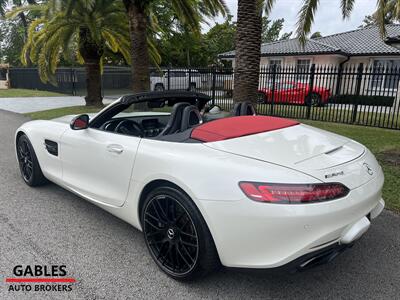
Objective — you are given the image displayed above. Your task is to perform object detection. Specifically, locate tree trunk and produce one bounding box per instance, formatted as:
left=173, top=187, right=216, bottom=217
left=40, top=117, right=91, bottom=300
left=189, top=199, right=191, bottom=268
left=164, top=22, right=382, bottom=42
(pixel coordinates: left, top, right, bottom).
left=84, top=58, right=103, bottom=107
left=124, top=1, right=150, bottom=93
left=20, top=1, right=36, bottom=66
left=79, top=27, right=103, bottom=107
left=233, top=0, right=262, bottom=104
left=18, top=12, right=31, bottom=66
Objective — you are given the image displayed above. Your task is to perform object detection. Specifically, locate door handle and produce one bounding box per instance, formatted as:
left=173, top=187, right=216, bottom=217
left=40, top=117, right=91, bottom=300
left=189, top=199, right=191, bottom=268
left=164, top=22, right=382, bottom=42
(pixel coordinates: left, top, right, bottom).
left=107, top=144, right=124, bottom=154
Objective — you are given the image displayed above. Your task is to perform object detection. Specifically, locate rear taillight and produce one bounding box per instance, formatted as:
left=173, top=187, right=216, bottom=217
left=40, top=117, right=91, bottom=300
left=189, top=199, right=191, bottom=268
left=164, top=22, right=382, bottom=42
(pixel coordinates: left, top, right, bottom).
left=239, top=182, right=349, bottom=204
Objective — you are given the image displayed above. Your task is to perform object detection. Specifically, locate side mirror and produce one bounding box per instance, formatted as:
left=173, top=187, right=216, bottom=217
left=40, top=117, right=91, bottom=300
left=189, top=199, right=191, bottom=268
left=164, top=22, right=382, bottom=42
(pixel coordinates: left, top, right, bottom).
left=70, top=114, right=89, bottom=130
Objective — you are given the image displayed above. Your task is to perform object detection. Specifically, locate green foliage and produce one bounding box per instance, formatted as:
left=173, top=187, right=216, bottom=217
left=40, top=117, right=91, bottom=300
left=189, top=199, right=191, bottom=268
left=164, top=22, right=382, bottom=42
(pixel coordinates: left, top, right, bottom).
left=0, top=19, right=25, bottom=65
left=261, top=17, right=285, bottom=43
left=156, top=13, right=289, bottom=67
left=360, top=0, right=400, bottom=28
left=330, top=95, right=395, bottom=107
left=7, top=0, right=131, bottom=84
left=310, top=31, right=322, bottom=39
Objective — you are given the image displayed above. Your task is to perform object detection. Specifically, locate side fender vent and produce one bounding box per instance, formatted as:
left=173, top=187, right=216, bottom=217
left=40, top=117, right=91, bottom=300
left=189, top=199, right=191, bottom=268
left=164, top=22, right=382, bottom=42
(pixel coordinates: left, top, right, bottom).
left=44, top=139, right=58, bottom=156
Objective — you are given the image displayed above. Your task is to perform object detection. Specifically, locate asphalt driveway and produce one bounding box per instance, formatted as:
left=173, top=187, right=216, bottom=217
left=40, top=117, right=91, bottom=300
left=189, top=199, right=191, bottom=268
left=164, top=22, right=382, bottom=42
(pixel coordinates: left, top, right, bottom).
left=0, top=109, right=399, bottom=300
left=0, top=97, right=114, bottom=113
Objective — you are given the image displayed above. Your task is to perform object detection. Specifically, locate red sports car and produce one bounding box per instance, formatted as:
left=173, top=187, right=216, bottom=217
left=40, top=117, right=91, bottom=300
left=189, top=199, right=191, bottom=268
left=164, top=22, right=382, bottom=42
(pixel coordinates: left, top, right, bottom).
left=258, top=82, right=331, bottom=106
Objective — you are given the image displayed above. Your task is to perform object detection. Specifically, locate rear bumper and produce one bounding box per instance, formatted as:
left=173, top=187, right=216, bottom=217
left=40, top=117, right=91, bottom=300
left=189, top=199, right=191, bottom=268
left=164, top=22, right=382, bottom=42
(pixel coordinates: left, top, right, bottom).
left=199, top=174, right=384, bottom=269
left=281, top=242, right=352, bottom=272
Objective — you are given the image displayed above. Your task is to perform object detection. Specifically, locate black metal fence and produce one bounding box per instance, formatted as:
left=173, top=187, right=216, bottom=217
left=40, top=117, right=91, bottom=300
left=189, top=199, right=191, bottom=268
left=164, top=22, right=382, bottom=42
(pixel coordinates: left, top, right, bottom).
left=8, top=64, right=400, bottom=129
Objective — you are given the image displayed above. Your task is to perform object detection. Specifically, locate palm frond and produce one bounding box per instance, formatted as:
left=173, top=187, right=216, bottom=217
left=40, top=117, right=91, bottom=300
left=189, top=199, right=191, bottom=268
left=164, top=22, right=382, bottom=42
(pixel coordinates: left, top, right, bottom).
left=396, top=0, right=400, bottom=19
left=0, top=0, right=7, bottom=16
left=296, top=0, right=319, bottom=45
left=376, top=0, right=387, bottom=36
left=263, top=0, right=276, bottom=16
left=6, top=4, right=45, bottom=19
left=341, top=0, right=355, bottom=19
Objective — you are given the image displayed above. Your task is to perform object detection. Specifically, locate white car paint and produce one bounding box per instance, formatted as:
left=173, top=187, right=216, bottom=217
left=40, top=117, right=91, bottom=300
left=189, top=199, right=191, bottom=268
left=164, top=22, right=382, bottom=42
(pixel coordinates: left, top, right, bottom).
left=15, top=99, right=385, bottom=269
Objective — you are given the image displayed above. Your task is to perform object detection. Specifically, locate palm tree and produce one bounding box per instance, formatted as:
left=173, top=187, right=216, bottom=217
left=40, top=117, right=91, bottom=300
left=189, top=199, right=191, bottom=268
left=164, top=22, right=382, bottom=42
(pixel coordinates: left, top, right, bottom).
left=233, top=0, right=400, bottom=105
left=232, top=0, right=262, bottom=103
left=8, top=0, right=131, bottom=106
left=122, top=0, right=227, bottom=93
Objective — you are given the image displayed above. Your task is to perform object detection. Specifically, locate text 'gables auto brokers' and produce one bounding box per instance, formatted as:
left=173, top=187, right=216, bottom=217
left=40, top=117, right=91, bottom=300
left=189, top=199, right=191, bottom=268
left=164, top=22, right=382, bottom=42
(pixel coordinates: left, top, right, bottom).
left=5, top=265, right=76, bottom=293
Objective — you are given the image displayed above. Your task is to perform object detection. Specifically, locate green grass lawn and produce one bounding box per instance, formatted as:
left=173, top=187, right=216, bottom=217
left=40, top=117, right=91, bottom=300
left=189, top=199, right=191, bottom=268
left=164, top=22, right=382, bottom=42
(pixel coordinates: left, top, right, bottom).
left=25, top=106, right=400, bottom=212
left=0, top=88, right=66, bottom=97
left=26, top=106, right=103, bottom=120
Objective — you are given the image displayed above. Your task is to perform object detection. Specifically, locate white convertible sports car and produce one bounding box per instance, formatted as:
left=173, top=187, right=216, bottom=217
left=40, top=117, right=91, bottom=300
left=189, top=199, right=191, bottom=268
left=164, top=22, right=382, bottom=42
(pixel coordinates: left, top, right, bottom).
left=15, top=91, right=385, bottom=280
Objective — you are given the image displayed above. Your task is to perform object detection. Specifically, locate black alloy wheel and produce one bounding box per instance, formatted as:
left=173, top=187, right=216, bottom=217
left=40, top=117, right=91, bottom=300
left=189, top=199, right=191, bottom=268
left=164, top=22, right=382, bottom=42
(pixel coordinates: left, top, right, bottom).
left=17, top=138, right=33, bottom=182
left=16, top=135, right=47, bottom=186
left=142, top=186, right=219, bottom=280
left=306, top=92, right=322, bottom=107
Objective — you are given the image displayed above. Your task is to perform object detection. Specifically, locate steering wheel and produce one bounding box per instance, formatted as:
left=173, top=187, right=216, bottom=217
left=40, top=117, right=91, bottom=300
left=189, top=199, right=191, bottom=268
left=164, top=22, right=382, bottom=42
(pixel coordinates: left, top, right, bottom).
left=101, top=119, right=120, bottom=132
left=115, top=120, right=144, bottom=137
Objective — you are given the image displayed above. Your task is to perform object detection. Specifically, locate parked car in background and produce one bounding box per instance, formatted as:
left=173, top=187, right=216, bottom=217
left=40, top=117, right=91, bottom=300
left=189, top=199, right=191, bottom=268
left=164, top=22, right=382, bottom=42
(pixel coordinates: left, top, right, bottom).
left=150, top=70, right=201, bottom=91
left=258, top=82, right=331, bottom=106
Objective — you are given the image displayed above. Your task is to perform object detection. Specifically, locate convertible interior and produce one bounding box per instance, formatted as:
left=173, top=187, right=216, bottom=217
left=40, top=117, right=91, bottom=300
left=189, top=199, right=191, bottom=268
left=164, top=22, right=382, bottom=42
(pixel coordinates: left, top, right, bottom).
left=89, top=92, right=257, bottom=142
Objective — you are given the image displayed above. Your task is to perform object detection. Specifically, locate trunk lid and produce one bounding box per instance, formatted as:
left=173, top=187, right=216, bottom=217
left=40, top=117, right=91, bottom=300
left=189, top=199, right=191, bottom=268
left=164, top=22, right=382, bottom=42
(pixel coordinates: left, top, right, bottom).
left=205, top=124, right=370, bottom=188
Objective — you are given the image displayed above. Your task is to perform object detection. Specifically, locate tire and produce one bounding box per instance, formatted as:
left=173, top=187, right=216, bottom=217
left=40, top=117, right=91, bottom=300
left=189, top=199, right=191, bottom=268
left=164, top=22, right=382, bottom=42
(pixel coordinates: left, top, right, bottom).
left=16, top=134, right=47, bottom=186
left=141, top=186, right=220, bottom=281
left=154, top=83, right=165, bottom=92
left=257, top=92, right=267, bottom=104
left=189, top=83, right=196, bottom=91
left=305, top=92, right=322, bottom=107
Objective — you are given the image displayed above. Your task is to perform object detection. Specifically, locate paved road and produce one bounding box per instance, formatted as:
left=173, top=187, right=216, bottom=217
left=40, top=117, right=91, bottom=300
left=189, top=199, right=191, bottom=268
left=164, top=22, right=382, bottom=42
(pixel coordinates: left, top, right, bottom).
left=0, top=97, right=114, bottom=113
left=0, top=110, right=399, bottom=300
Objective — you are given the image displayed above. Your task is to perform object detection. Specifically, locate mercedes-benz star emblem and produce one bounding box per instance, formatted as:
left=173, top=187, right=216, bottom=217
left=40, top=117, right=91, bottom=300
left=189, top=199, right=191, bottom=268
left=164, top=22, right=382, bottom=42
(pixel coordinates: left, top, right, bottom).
left=167, top=228, right=175, bottom=239
left=363, top=163, right=374, bottom=175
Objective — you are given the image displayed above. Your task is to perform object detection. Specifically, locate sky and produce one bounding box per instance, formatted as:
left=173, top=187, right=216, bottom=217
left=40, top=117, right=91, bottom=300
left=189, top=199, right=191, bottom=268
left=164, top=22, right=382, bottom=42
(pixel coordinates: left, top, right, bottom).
left=207, top=0, right=378, bottom=37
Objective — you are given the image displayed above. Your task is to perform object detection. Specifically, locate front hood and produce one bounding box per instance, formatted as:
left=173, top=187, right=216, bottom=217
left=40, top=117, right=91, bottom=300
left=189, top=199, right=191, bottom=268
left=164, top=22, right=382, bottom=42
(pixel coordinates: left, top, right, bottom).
left=204, top=124, right=372, bottom=188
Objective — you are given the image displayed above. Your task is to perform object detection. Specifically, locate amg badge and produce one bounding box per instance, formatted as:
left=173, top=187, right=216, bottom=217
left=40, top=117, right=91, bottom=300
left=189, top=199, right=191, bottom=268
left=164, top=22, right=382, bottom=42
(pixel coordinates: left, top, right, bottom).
left=325, top=171, right=344, bottom=179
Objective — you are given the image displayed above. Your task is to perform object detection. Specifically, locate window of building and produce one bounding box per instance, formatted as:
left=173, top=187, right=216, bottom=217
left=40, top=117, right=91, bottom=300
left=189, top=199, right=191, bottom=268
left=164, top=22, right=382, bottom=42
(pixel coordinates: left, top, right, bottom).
left=269, top=59, right=282, bottom=68
left=296, top=59, right=311, bottom=82
left=371, top=59, right=400, bottom=90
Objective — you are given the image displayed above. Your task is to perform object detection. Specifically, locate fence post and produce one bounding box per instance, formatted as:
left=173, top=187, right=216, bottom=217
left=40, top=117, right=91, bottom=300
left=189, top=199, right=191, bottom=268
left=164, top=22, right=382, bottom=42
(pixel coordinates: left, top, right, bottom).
left=211, top=67, right=216, bottom=105
left=306, top=64, right=316, bottom=119
left=188, top=68, right=192, bottom=91
left=335, top=65, right=343, bottom=96
left=270, top=64, right=277, bottom=115
left=352, top=63, right=364, bottom=123
left=71, top=68, right=75, bottom=96
left=101, top=69, right=104, bottom=98
left=167, top=67, right=170, bottom=90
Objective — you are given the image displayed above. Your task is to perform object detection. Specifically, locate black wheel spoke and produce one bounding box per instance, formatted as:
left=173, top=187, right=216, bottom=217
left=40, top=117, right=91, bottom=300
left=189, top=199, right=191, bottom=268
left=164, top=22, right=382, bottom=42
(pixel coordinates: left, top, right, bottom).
left=180, top=244, right=195, bottom=264
left=176, top=245, right=191, bottom=267
left=144, top=218, right=162, bottom=231
left=180, top=240, right=197, bottom=248
left=146, top=230, right=164, bottom=238
left=145, top=211, right=166, bottom=226
left=153, top=199, right=169, bottom=222
left=180, top=230, right=197, bottom=239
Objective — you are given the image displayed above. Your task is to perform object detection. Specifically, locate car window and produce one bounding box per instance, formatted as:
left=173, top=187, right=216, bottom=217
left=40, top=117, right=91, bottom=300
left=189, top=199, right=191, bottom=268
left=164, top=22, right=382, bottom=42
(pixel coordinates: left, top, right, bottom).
left=169, top=71, right=187, bottom=77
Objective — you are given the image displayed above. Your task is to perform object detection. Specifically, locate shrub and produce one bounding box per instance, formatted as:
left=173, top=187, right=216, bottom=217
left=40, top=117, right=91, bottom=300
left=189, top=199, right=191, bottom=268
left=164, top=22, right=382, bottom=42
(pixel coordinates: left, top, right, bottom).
left=330, top=95, right=395, bottom=107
